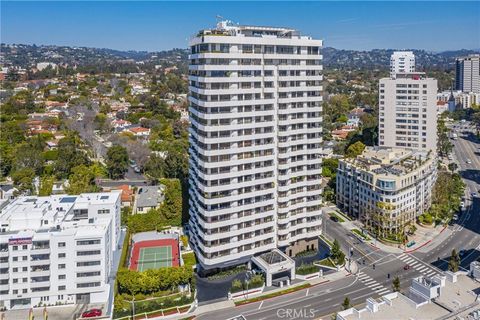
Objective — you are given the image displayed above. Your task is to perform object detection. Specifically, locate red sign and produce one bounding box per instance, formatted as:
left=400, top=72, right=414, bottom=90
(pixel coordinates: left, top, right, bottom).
left=9, top=237, right=33, bottom=245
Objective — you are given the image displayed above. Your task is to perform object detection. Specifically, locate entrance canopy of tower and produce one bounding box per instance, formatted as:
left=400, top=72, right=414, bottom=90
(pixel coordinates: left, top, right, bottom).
left=251, top=249, right=295, bottom=287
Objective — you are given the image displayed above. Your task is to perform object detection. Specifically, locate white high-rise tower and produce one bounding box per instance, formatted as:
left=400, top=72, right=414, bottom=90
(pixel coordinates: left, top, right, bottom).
left=390, top=51, right=415, bottom=79
left=380, top=51, right=438, bottom=153
left=188, top=21, right=324, bottom=271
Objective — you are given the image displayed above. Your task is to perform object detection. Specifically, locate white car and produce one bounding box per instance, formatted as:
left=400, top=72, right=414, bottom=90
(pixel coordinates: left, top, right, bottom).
left=466, top=159, right=472, bottom=164
left=453, top=214, right=459, bottom=220
left=460, top=201, right=465, bottom=209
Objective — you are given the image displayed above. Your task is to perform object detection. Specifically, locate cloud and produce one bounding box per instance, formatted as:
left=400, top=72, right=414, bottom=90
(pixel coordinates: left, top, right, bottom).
left=336, top=18, right=359, bottom=24
left=370, top=20, right=436, bottom=31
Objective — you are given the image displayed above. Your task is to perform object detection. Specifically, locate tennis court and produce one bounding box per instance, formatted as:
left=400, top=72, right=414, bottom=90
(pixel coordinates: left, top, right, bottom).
left=137, top=246, right=172, bottom=271
left=129, top=236, right=180, bottom=271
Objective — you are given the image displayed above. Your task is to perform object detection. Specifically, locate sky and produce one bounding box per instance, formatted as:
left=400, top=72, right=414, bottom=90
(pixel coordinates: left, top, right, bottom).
left=1, top=1, right=479, bottom=52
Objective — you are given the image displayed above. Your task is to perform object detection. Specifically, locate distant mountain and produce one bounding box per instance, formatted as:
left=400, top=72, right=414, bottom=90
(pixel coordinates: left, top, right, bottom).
left=322, top=47, right=479, bottom=70
left=1, top=43, right=478, bottom=71
left=0, top=44, right=189, bottom=69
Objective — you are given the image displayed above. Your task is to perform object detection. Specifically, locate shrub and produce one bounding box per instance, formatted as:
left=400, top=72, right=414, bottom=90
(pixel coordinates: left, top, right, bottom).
left=180, top=235, right=189, bottom=248
left=248, top=274, right=264, bottom=289
left=182, top=252, right=196, bottom=269
left=230, top=279, right=243, bottom=293
left=296, top=263, right=320, bottom=275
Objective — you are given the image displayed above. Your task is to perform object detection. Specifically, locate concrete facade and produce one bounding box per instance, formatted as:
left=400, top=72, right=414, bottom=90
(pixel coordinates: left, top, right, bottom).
left=0, top=192, right=121, bottom=310
left=379, top=73, right=438, bottom=153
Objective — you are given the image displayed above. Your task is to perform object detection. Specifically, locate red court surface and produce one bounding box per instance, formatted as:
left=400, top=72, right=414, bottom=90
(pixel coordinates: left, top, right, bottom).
left=129, top=238, right=180, bottom=271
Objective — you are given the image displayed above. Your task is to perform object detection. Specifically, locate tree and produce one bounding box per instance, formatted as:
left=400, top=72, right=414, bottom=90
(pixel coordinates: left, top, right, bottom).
left=54, top=132, right=90, bottom=178
left=94, top=113, right=109, bottom=132
left=448, top=249, right=460, bottom=272
left=322, top=158, right=339, bottom=178
left=13, top=141, right=45, bottom=175
left=330, top=239, right=345, bottom=265
left=38, top=175, right=55, bottom=196
left=144, top=154, right=165, bottom=180
left=345, top=141, right=366, bottom=158
left=448, top=163, right=458, bottom=172
left=437, top=118, right=453, bottom=157
left=106, top=145, right=129, bottom=179
left=65, top=165, right=100, bottom=195
left=11, top=168, right=35, bottom=194
left=163, top=152, right=188, bottom=179
left=342, top=297, right=351, bottom=310
left=392, top=276, right=401, bottom=292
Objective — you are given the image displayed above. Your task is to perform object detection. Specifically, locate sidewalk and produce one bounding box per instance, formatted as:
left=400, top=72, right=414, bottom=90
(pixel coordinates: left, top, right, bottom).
left=324, top=206, right=450, bottom=254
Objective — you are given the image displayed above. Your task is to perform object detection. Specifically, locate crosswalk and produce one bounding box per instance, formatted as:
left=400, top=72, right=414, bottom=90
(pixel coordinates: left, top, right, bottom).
left=397, top=253, right=439, bottom=278
left=357, top=271, right=391, bottom=296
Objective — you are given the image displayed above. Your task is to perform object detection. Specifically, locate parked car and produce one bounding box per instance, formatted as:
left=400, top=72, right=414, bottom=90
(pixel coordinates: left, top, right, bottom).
left=330, top=216, right=339, bottom=222
left=453, top=214, right=459, bottom=220
left=82, top=309, right=102, bottom=318
left=466, top=159, right=472, bottom=164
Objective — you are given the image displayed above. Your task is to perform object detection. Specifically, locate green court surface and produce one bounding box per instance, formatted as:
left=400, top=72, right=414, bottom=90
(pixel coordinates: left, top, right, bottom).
left=137, top=246, right=172, bottom=271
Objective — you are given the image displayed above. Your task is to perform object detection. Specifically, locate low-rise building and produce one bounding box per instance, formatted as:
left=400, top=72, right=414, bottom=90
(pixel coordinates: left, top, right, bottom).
left=135, top=185, right=165, bottom=214
left=337, top=272, right=480, bottom=320
left=336, top=147, right=437, bottom=238
left=128, top=127, right=150, bottom=137
left=0, top=192, right=121, bottom=310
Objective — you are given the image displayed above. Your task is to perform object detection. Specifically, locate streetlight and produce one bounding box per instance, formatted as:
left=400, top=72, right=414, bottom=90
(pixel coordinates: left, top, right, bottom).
left=244, top=270, right=253, bottom=300
left=130, top=296, right=135, bottom=320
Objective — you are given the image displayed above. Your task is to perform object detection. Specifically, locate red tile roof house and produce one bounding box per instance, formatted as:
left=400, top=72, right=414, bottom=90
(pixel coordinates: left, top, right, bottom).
left=331, top=129, right=350, bottom=140
left=128, top=127, right=150, bottom=137
left=113, top=184, right=134, bottom=207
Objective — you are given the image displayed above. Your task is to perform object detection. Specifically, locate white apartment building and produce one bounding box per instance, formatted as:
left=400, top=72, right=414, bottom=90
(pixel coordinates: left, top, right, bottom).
left=438, top=90, right=480, bottom=110
left=390, top=51, right=415, bottom=79
left=0, top=192, right=121, bottom=310
left=456, top=54, right=480, bottom=94
left=336, top=147, right=436, bottom=237
left=188, top=21, right=323, bottom=271
left=379, top=72, right=438, bottom=153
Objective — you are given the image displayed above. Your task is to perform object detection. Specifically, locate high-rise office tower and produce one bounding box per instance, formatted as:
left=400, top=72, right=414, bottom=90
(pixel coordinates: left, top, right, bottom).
left=455, top=54, right=480, bottom=94
left=188, top=21, right=323, bottom=271
left=379, top=72, right=438, bottom=153
left=390, top=51, right=415, bottom=79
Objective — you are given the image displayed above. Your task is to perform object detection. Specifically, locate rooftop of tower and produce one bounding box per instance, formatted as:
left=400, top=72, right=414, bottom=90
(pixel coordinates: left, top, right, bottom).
left=195, top=20, right=305, bottom=39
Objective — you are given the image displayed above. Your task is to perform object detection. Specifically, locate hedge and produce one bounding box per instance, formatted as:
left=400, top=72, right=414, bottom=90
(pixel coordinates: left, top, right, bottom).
left=296, top=263, right=320, bottom=275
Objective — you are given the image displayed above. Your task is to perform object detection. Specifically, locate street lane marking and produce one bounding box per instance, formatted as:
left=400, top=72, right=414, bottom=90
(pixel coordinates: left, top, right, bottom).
left=370, top=285, right=385, bottom=290
left=377, top=289, right=391, bottom=295
left=305, top=288, right=309, bottom=296
left=258, top=301, right=264, bottom=309
left=417, top=266, right=428, bottom=272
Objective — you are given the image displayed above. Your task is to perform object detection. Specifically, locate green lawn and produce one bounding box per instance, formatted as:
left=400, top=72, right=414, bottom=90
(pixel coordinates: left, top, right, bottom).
left=351, top=229, right=371, bottom=241
left=234, top=283, right=311, bottom=306
left=329, top=212, right=345, bottom=223
left=335, top=210, right=352, bottom=221
left=316, top=257, right=336, bottom=268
